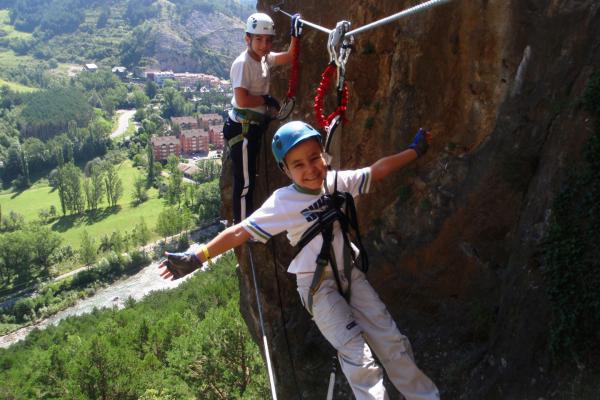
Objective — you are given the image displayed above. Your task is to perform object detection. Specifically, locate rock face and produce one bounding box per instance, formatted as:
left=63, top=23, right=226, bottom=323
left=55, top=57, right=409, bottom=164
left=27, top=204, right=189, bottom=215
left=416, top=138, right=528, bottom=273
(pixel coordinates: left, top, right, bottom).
left=221, top=1, right=600, bottom=398
left=146, top=4, right=245, bottom=76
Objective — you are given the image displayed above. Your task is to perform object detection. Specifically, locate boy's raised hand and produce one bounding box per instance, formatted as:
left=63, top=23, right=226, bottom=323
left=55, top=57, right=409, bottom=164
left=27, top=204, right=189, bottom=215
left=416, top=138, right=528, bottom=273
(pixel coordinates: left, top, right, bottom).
left=158, top=250, right=202, bottom=280
left=408, top=128, right=432, bottom=158
left=291, top=13, right=303, bottom=38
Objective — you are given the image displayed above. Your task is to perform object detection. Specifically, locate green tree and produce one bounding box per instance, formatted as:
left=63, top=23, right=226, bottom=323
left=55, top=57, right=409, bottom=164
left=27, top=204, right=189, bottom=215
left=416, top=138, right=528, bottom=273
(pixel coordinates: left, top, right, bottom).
left=19, top=147, right=31, bottom=188
left=103, top=162, right=123, bottom=208
left=133, top=218, right=150, bottom=246
left=161, top=87, right=191, bottom=119
left=0, top=225, right=61, bottom=285
left=145, top=80, right=158, bottom=99
left=155, top=207, right=194, bottom=239
left=132, top=175, right=149, bottom=205
left=146, top=143, right=155, bottom=187
left=166, top=154, right=183, bottom=206
left=194, top=179, right=221, bottom=222
left=79, top=230, right=97, bottom=266
left=57, top=162, right=84, bottom=215
left=172, top=299, right=270, bottom=399
left=83, top=165, right=104, bottom=211
left=130, top=88, right=150, bottom=108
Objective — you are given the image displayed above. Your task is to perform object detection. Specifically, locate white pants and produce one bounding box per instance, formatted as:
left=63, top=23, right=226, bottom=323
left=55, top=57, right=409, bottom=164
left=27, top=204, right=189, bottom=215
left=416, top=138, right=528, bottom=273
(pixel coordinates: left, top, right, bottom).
left=296, top=268, right=440, bottom=400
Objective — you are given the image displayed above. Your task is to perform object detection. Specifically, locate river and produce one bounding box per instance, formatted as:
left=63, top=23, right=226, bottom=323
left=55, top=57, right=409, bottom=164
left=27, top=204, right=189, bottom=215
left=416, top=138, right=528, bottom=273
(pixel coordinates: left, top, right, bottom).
left=0, top=252, right=201, bottom=349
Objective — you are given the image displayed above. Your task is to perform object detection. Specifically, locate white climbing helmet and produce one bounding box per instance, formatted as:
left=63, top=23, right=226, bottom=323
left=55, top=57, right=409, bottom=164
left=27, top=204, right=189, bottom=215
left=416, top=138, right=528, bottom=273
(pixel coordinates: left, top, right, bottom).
left=246, top=13, right=275, bottom=36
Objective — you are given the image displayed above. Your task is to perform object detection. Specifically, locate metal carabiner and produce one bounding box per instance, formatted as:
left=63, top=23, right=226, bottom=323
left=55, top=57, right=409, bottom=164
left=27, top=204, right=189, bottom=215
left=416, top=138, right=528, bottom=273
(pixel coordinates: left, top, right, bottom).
left=327, top=20, right=351, bottom=65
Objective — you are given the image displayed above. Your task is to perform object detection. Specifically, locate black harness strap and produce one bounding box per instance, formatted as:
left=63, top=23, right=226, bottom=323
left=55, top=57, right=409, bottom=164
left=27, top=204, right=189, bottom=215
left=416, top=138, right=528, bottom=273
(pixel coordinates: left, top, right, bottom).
left=296, top=172, right=369, bottom=313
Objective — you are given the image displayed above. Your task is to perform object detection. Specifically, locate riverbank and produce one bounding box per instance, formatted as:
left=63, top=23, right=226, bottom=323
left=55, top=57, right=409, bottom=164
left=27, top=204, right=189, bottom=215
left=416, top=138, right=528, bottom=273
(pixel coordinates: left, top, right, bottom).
left=0, top=222, right=224, bottom=344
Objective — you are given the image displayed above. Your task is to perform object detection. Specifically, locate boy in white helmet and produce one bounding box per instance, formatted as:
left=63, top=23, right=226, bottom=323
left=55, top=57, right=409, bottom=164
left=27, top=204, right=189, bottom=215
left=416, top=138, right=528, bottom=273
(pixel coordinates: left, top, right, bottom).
left=225, top=12, right=303, bottom=223
left=160, top=121, right=440, bottom=400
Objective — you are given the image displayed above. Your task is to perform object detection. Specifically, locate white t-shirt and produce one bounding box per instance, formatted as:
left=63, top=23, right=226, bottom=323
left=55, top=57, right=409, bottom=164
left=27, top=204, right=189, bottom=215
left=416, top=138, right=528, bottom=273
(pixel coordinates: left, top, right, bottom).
left=242, top=168, right=372, bottom=274
left=228, top=50, right=275, bottom=119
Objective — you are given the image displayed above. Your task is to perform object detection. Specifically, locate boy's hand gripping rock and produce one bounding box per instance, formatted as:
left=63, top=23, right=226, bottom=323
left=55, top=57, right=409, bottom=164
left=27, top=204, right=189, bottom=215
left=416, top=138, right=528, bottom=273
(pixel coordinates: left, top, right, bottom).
left=163, top=250, right=202, bottom=280
left=291, top=13, right=303, bottom=38
left=408, top=128, right=430, bottom=158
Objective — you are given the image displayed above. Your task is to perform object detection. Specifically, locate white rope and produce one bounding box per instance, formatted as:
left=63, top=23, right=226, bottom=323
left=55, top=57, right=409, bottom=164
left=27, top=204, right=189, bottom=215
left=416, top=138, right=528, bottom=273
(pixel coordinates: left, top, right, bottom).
left=274, top=0, right=453, bottom=38
left=273, top=6, right=332, bottom=34
left=345, top=0, right=453, bottom=37
left=248, top=246, right=278, bottom=400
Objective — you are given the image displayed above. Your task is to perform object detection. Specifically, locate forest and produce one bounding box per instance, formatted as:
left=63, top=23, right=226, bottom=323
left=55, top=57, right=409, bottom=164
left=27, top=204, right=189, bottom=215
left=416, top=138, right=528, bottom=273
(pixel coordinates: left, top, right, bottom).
left=0, top=252, right=270, bottom=399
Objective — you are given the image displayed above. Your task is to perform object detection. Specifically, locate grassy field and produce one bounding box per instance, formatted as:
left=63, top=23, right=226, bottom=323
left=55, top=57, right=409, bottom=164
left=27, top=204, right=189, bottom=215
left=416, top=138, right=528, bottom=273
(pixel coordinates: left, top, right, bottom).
left=0, top=160, right=163, bottom=249
left=0, top=10, right=33, bottom=40
left=0, top=76, right=37, bottom=92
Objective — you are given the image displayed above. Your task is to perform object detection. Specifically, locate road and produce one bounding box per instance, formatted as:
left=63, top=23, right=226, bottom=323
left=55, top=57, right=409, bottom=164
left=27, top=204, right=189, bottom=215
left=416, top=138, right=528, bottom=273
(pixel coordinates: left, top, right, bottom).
left=111, top=109, right=136, bottom=139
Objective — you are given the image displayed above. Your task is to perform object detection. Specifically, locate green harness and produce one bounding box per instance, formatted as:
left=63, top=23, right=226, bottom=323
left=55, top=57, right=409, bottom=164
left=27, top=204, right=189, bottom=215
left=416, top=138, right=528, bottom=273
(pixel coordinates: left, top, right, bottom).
left=227, top=108, right=269, bottom=147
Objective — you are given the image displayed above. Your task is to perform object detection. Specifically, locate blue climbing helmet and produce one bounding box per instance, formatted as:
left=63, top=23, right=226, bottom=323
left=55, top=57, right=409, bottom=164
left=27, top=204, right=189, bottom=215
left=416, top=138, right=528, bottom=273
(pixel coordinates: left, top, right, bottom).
left=272, top=121, right=323, bottom=170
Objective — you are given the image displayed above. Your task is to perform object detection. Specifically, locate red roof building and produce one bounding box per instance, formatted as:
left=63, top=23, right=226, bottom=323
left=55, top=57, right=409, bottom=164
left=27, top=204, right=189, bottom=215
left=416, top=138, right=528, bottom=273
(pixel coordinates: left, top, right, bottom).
left=208, top=125, right=225, bottom=150
left=180, top=129, right=209, bottom=153
left=171, top=116, right=199, bottom=130
left=198, top=113, right=223, bottom=130
left=151, top=136, right=181, bottom=161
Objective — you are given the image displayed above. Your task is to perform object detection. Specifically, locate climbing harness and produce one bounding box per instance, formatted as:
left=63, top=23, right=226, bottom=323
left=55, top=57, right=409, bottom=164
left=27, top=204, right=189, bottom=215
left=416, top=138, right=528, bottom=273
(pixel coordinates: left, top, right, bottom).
left=295, top=172, right=369, bottom=313
left=227, top=108, right=269, bottom=148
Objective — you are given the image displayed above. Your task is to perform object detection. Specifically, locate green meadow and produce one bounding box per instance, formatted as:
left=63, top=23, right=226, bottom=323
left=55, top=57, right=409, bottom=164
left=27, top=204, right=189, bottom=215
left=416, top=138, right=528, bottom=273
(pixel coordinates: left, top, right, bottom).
left=0, top=10, right=33, bottom=40
left=0, top=160, right=163, bottom=249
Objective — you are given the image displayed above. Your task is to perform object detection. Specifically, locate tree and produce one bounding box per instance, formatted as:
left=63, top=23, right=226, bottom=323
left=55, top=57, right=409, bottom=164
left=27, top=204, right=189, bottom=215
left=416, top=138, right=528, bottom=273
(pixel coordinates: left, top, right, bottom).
left=0, top=225, right=61, bottom=285
left=146, top=143, right=155, bottom=187
left=130, top=89, right=150, bottom=109
left=155, top=207, right=194, bottom=239
left=57, top=162, right=84, bottom=215
left=145, top=80, right=158, bottom=99
left=102, top=162, right=123, bottom=208
left=79, top=230, right=97, bottom=266
left=1, top=210, right=25, bottom=232
left=174, top=299, right=270, bottom=399
left=161, top=87, right=191, bottom=119
left=83, top=165, right=104, bottom=211
left=133, top=218, right=150, bottom=246
left=132, top=175, right=149, bottom=205
left=194, top=180, right=221, bottom=222
left=165, top=154, right=183, bottom=206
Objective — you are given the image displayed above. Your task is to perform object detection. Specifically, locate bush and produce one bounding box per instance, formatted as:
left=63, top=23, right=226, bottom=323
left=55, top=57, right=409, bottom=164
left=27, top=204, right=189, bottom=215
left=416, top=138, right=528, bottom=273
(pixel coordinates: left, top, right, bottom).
left=72, top=269, right=100, bottom=288
left=13, top=298, right=35, bottom=323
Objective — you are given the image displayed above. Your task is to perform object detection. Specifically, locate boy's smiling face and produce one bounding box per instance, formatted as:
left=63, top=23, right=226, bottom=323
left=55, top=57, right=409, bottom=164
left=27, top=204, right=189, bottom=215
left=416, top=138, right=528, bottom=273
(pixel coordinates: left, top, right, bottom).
left=246, top=34, right=274, bottom=60
left=283, top=139, right=327, bottom=191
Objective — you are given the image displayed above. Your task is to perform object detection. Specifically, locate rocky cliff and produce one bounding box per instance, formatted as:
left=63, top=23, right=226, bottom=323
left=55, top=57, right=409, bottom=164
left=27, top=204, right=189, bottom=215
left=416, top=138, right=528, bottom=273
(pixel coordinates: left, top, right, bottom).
left=221, top=1, right=600, bottom=398
left=145, top=3, right=245, bottom=76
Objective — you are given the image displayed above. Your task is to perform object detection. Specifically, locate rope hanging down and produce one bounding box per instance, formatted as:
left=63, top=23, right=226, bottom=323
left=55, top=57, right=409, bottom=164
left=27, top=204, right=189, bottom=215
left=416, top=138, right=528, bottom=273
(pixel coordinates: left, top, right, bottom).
left=248, top=246, right=279, bottom=400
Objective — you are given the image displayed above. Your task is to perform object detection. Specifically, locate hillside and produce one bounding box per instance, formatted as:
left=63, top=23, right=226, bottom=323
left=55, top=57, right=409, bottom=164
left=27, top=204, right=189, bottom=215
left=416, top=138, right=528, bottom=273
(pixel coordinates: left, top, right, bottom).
left=0, top=0, right=252, bottom=78
left=220, top=0, right=600, bottom=399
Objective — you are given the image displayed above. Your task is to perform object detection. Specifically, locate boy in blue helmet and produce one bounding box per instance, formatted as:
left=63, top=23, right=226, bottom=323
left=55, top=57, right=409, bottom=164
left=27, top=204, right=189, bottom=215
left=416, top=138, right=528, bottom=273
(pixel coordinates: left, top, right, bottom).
left=224, top=12, right=302, bottom=223
left=159, top=121, right=440, bottom=400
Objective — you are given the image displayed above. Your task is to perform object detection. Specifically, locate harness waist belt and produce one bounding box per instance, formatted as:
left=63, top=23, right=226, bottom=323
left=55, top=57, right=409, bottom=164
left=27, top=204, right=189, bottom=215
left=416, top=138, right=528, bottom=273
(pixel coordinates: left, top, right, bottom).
left=233, top=108, right=268, bottom=124
left=227, top=108, right=269, bottom=147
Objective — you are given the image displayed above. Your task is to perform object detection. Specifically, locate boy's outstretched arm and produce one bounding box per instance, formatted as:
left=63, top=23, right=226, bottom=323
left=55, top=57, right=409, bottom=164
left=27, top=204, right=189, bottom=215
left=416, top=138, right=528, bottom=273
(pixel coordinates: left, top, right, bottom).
left=370, top=128, right=432, bottom=183
left=159, top=223, right=251, bottom=280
